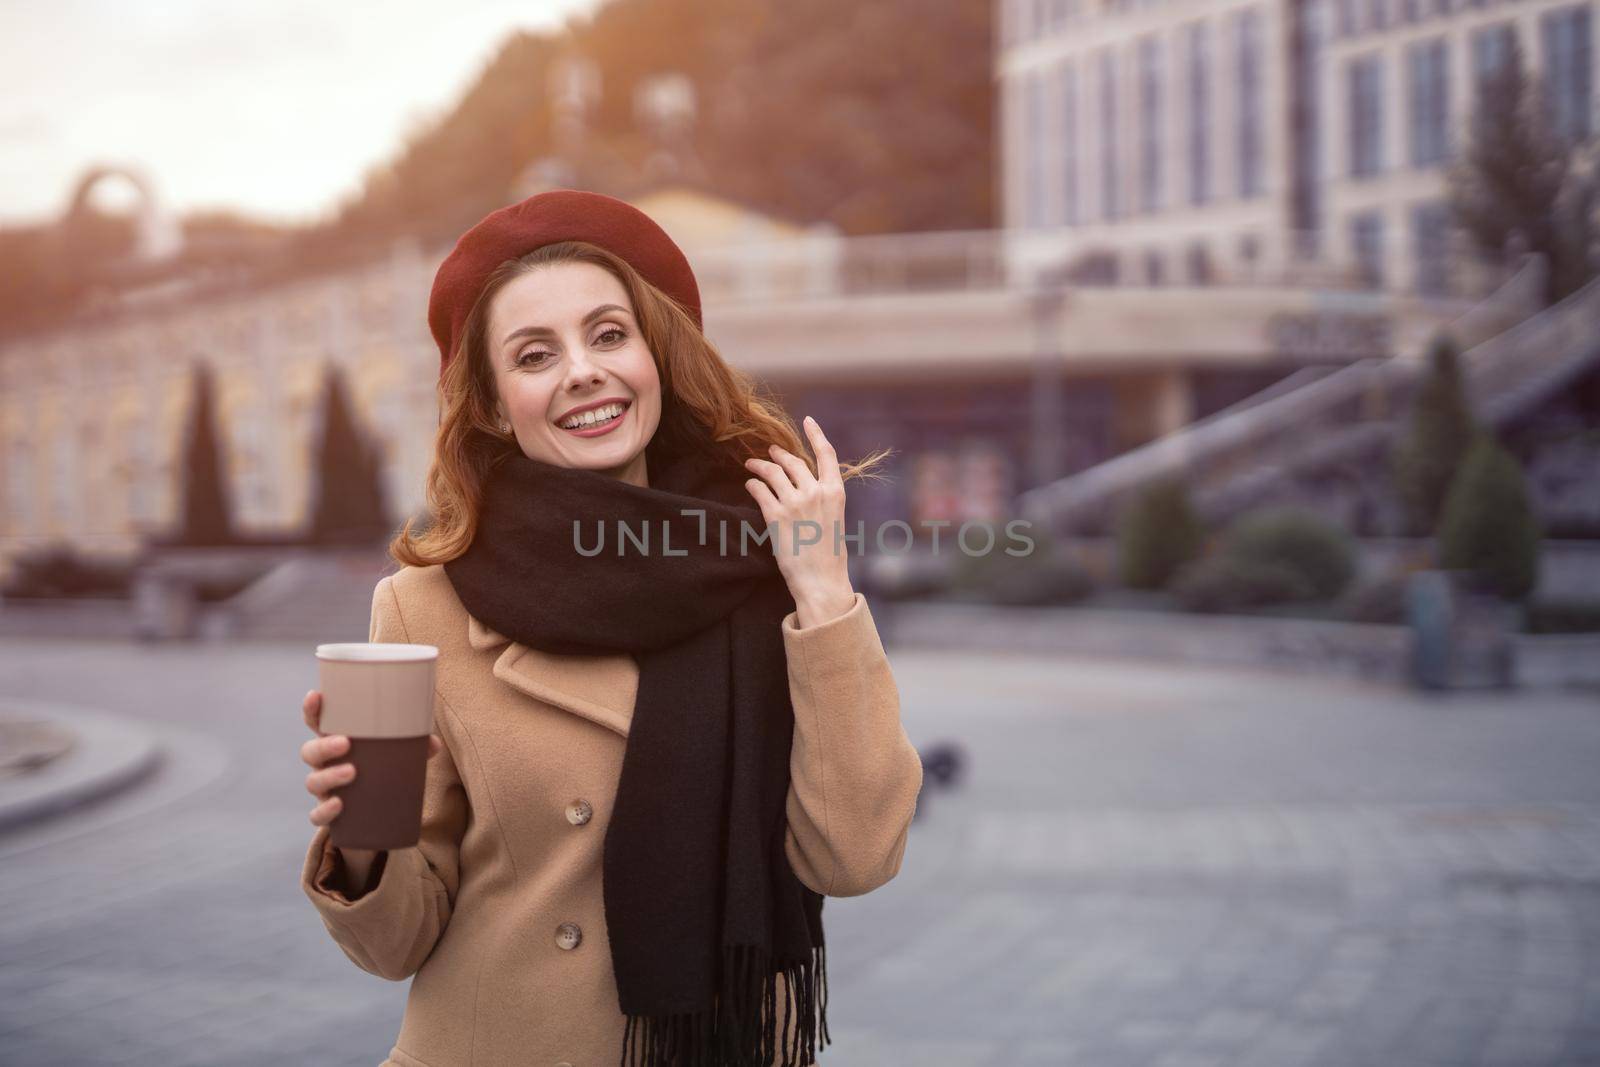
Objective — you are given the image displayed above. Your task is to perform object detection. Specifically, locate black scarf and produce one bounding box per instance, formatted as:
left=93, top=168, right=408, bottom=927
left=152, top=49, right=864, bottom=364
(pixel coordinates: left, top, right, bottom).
left=443, top=425, right=830, bottom=1067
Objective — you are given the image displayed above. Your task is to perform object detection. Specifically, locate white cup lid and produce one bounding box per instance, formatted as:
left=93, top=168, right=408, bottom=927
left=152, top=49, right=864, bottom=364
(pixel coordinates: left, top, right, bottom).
left=316, top=643, right=440, bottom=662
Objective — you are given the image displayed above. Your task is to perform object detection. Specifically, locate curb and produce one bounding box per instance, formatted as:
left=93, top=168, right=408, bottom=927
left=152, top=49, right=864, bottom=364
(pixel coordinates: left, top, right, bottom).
left=877, top=600, right=1415, bottom=683
left=0, top=699, right=163, bottom=834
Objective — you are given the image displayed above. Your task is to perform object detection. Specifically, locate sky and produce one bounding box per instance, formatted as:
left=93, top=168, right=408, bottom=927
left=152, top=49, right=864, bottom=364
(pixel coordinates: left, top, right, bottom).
left=0, top=0, right=601, bottom=228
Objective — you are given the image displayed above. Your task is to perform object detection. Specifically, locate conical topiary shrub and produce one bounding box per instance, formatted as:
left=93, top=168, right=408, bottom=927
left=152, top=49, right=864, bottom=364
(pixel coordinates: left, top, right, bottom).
left=176, top=359, right=235, bottom=546
left=307, top=361, right=392, bottom=546
left=1436, top=433, right=1541, bottom=599
left=1391, top=332, right=1479, bottom=536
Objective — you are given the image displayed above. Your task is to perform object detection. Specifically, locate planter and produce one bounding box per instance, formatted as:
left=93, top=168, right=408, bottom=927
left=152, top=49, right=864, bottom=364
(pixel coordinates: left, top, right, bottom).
left=1406, top=570, right=1520, bottom=689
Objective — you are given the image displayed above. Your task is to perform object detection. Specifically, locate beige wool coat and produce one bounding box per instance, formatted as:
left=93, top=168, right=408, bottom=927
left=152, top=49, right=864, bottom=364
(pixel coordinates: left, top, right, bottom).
left=300, top=563, right=924, bottom=1067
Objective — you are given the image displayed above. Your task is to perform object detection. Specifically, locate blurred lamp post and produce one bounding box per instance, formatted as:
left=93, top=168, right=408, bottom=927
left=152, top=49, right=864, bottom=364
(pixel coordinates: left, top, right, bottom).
left=1027, top=267, right=1071, bottom=490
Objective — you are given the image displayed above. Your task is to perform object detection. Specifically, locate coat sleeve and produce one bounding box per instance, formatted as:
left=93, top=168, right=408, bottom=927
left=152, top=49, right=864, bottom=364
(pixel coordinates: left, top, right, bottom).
left=299, top=574, right=471, bottom=981
left=781, top=591, right=923, bottom=897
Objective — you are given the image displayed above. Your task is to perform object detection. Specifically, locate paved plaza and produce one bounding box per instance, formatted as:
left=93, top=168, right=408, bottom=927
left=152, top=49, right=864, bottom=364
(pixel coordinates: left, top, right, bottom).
left=1, top=636, right=1598, bottom=1066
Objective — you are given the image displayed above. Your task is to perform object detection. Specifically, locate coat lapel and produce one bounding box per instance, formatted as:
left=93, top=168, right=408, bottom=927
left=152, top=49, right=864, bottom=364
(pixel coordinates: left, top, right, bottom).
left=467, top=612, right=639, bottom=738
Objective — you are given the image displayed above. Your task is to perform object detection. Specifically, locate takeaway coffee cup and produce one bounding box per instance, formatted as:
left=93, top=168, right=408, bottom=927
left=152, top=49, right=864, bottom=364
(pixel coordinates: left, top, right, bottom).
left=314, top=641, right=440, bottom=850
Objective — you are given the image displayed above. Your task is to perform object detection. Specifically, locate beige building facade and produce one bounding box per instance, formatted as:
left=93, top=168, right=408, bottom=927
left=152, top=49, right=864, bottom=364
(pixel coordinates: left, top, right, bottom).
left=998, top=0, right=1596, bottom=291
left=1320, top=0, right=1596, bottom=291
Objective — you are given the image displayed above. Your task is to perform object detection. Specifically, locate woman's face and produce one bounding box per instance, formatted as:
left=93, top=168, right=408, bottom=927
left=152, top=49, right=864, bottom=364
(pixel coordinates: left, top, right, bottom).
left=487, top=260, right=662, bottom=488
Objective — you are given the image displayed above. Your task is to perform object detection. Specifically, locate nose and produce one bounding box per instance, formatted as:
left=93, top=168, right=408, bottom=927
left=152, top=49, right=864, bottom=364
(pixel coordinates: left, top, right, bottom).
left=563, top=344, right=605, bottom=388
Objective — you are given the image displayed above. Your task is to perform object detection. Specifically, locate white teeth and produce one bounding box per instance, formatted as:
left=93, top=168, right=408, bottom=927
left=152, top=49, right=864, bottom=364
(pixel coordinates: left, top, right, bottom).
left=559, top=402, right=626, bottom=430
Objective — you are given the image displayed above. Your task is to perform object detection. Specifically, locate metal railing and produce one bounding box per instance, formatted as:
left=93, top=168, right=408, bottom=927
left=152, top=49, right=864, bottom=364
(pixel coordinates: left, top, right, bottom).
left=1015, top=252, right=1560, bottom=533
left=686, top=224, right=1517, bottom=303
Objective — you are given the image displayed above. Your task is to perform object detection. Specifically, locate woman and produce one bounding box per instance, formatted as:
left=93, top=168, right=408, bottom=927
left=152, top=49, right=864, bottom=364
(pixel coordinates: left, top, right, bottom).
left=298, top=189, right=924, bottom=1067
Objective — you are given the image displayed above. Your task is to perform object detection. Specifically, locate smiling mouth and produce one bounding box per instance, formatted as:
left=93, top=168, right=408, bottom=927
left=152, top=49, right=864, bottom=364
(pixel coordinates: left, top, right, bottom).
left=557, top=401, right=631, bottom=433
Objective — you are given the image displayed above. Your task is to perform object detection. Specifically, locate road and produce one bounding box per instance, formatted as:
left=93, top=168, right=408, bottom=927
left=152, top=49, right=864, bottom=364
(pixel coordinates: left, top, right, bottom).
left=1, top=637, right=1598, bottom=1067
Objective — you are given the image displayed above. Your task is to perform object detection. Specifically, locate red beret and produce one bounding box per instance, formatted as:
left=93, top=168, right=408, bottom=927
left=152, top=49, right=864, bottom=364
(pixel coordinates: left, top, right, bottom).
left=427, top=188, right=703, bottom=381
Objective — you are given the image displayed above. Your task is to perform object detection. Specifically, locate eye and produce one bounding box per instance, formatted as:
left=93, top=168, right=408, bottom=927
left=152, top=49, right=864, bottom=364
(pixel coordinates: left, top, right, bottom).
left=514, top=350, right=553, bottom=368
left=598, top=326, right=626, bottom=344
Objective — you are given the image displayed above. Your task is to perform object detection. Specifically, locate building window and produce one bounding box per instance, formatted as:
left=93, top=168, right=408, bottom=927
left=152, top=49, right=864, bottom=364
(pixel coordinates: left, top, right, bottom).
left=1187, top=21, right=1212, bottom=205
left=1145, top=249, right=1167, bottom=285
left=1025, top=72, right=1050, bottom=228
left=1541, top=4, right=1594, bottom=141
left=1236, top=7, right=1265, bottom=198
left=1292, top=0, right=1324, bottom=246
left=1401, top=0, right=1420, bottom=23
left=1367, top=0, right=1388, bottom=31
left=1407, top=37, right=1451, bottom=167
left=1138, top=35, right=1164, bottom=213
left=1101, top=49, right=1120, bottom=220
left=1348, top=54, right=1385, bottom=177
left=1471, top=22, right=1518, bottom=109
left=1350, top=210, right=1385, bottom=289
left=1412, top=200, right=1452, bottom=296
left=1187, top=241, right=1215, bottom=284
left=1337, top=0, right=1357, bottom=38
left=1061, top=61, right=1081, bottom=225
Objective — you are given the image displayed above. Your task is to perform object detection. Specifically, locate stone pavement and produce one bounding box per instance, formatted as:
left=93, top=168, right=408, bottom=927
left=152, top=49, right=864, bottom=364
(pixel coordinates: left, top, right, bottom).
left=0, top=636, right=1597, bottom=1066
left=0, top=698, right=162, bottom=832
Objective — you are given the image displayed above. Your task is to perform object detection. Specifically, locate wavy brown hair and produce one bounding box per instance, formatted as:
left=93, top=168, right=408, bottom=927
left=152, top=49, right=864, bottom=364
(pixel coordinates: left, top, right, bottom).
left=389, top=240, right=894, bottom=568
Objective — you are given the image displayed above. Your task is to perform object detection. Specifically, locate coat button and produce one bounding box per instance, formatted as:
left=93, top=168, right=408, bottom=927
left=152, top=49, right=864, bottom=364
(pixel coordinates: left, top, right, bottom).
left=566, top=799, right=593, bottom=826
left=555, top=922, right=583, bottom=950
left=555, top=1062, right=574, bottom=1067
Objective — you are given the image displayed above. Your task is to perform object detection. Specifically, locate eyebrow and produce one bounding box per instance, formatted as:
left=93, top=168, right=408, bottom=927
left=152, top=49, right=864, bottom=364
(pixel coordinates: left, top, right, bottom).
left=501, top=304, right=632, bottom=347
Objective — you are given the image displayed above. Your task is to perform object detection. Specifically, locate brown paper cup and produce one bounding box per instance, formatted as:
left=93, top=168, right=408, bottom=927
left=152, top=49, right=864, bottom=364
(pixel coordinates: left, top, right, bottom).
left=315, top=642, right=439, bottom=850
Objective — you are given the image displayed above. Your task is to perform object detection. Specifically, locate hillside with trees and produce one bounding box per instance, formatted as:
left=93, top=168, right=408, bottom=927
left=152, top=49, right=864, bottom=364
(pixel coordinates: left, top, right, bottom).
left=0, top=0, right=995, bottom=340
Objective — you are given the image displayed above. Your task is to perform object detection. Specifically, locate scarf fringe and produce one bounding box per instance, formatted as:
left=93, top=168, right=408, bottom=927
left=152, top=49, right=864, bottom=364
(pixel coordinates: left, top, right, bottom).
left=620, top=942, right=830, bottom=1067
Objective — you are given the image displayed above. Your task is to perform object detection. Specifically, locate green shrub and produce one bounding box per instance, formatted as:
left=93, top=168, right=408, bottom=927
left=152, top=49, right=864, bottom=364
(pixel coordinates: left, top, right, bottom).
left=1171, top=555, right=1316, bottom=613
left=870, top=565, right=949, bottom=602
left=1218, top=506, right=1357, bottom=599
left=1436, top=433, right=1541, bottom=599
left=988, top=554, right=1094, bottom=606
left=0, top=545, right=134, bottom=599
left=1336, top=572, right=1411, bottom=624
left=1115, top=479, right=1205, bottom=590
left=946, top=526, right=1094, bottom=606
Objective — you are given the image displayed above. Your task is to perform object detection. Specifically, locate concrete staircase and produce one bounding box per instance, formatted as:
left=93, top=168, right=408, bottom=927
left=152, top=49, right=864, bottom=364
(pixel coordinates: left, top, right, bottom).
left=1018, top=254, right=1600, bottom=536
left=221, top=549, right=396, bottom=643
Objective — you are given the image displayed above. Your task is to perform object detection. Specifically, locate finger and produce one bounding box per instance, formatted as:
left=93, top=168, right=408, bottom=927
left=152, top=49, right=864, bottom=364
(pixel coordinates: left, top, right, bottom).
left=309, top=795, right=343, bottom=827
left=306, top=760, right=356, bottom=798
left=744, top=476, right=780, bottom=517
left=803, top=417, right=843, bottom=487
left=765, top=443, right=817, bottom=490
left=302, top=690, right=322, bottom=733
left=743, top=456, right=797, bottom=501
left=300, top=733, right=350, bottom=769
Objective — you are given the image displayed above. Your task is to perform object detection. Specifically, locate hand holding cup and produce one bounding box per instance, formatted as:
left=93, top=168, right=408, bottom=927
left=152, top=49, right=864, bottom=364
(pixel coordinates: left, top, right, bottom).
left=301, top=688, right=442, bottom=844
